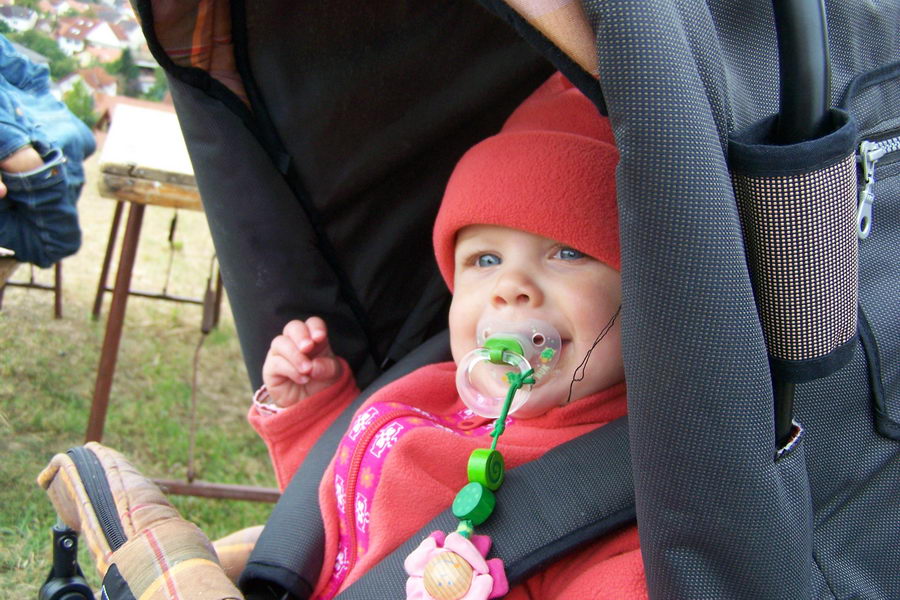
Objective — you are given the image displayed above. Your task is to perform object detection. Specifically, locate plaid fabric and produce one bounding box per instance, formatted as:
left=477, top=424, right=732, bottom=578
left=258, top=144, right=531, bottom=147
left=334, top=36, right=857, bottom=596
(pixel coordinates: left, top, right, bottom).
left=212, top=525, right=263, bottom=584
left=38, top=442, right=243, bottom=600
left=138, top=0, right=248, bottom=104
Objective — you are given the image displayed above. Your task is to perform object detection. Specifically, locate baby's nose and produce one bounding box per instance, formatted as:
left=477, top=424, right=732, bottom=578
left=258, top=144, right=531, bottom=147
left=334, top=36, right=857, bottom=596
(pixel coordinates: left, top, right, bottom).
left=491, top=271, right=543, bottom=308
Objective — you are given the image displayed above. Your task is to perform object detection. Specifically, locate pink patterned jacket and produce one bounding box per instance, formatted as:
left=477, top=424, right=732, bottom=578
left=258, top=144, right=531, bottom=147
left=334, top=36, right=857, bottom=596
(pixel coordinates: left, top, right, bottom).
left=249, top=361, right=645, bottom=600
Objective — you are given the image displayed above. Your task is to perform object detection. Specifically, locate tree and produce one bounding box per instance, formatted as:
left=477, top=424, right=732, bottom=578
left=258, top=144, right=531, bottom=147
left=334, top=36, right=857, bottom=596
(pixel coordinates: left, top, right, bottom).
left=0, top=21, right=11, bottom=35
left=141, top=67, right=168, bottom=102
left=109, top=48, right=141, bottom=97
left=9, top=30, right=77, bottom=80
left=110, top=48, right=139, bottom=79
left=63, top=80, right=97, bottom=129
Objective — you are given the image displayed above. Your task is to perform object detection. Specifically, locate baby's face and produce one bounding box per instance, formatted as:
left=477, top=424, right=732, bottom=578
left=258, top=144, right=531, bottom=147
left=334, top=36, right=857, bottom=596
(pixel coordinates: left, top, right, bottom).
left=449, top=225, right=623, bottom=416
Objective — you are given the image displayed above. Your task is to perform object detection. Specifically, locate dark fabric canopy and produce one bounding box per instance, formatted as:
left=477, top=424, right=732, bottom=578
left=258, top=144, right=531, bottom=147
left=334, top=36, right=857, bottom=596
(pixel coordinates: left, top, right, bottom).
left=136, top=1, right=900, bottom=597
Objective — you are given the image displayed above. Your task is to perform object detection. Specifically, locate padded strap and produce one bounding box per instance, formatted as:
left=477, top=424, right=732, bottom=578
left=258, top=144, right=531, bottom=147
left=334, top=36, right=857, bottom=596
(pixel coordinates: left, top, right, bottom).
left=337, top=417, right=634, bottom=598
left=240, top=331, right=452, bottom=599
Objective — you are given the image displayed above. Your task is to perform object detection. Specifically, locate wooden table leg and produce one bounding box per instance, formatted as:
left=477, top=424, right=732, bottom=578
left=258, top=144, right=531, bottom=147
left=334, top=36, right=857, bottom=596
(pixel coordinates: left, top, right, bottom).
left=54, top=262, right=63, bottom=319
left=92, top=200, right=125, bottom=320
left=152, top=479, right=280, bottom=503
left=0, top=259, right=11, bottom=309
left=86, top=203, right=144, bottom=443
left=212, top=271, right=224, bottom=328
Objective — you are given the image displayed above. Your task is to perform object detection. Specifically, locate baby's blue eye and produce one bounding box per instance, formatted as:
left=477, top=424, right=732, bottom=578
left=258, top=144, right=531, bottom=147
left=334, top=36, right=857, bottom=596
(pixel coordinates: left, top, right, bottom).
left=477, top=253, right=501, bottom=267
left=557, top=247, right=585, bottom=260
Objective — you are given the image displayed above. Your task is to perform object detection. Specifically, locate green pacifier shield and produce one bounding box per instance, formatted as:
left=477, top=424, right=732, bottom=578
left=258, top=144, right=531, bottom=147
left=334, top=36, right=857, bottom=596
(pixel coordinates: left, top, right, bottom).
left=452, top=482, right=496, bottom=526
left=483, top=337, right=525, bottom=365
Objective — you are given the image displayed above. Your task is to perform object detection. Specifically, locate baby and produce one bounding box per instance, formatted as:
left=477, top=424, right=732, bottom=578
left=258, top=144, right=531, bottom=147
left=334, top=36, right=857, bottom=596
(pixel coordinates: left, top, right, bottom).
left=249, top=73, right=645, bottom=600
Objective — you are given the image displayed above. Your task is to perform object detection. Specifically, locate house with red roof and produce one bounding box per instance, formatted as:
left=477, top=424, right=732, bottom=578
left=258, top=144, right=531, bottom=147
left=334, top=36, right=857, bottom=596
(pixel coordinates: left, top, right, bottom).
left=77, top=66, right=118, bottom=95
left=56, top=17, right=122, bottom=56
left=58, top=66, right=118, bottom=98
left=84, top=45, right=123, bottom=65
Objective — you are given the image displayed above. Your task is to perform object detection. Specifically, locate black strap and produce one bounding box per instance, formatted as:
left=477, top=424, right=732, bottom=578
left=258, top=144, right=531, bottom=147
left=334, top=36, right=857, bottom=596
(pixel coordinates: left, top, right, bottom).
left=240, top=331, right=452, bottom=599
left=337, top=417, right=635, bottom=598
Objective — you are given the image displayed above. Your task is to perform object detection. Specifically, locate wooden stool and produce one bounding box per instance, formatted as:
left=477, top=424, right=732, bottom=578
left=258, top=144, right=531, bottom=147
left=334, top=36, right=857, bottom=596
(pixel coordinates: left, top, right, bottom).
left=0, top=256, right=64, bottom=318
left=87, top=104, right=211, bottom=443
left=82, top=105, right=275, bottom=503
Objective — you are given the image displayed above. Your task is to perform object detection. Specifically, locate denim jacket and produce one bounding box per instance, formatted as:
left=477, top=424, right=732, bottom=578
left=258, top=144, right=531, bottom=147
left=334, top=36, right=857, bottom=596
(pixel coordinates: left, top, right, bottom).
left=0, top=34, right=96, bottom=267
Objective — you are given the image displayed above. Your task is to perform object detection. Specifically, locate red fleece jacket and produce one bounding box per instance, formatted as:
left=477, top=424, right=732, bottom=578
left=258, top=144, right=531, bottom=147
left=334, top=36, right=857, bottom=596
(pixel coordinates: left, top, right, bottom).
left=249, top=361, right=645, bottom=599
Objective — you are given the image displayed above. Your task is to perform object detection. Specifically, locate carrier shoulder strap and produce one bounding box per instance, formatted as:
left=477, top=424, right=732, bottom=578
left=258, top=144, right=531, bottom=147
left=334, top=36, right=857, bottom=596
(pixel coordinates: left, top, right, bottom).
left=336, top=416, right=634, bottom=598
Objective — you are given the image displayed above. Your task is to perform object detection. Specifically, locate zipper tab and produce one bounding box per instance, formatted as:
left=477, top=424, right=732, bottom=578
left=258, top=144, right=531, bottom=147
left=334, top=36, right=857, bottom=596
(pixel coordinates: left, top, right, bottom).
left=857, top=135, right=900, bottom=239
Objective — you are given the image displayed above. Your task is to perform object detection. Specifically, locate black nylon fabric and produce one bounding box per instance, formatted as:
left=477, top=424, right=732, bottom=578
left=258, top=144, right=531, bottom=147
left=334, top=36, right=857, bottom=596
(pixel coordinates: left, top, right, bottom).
left=165, top=76, right=380, bottom=390
left=151, top=1, right=552, bottom=391
left=240, top=1, right=552, bottom=386
left=100, top=565, right=138, bottom=600
left=580, top=0, right=900, bottom=597
left=728, top=110, right=857, bottom=176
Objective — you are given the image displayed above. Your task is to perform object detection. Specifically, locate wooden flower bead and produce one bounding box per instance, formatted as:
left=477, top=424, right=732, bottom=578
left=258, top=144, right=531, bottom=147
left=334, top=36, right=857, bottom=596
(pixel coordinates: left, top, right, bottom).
left=422, top=551, right=474, bottom=600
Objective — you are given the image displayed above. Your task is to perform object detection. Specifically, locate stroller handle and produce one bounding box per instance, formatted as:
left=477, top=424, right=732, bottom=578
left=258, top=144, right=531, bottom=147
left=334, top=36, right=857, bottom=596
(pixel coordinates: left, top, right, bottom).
left=773, top=0, right=832, bottom=143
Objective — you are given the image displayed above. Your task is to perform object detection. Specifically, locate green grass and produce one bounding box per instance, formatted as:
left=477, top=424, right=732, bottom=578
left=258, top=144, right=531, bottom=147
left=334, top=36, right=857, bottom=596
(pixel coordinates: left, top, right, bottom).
left=0, top=148, right=276, bottom=595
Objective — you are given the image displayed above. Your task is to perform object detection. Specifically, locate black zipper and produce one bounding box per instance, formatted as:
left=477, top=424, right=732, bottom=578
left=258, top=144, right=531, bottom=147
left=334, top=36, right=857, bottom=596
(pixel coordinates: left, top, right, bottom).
left=67, top=446, right=128, bottom=551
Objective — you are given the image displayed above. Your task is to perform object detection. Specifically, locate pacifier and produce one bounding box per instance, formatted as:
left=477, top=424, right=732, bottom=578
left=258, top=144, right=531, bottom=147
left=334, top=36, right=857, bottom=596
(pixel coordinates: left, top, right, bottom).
left=456, top=316, right=562, bottom=418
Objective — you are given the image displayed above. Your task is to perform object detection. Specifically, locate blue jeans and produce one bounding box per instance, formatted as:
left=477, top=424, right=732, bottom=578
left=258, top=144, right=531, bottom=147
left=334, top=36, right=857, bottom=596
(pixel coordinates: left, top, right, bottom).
left=0, top=144, right=81, bottom=268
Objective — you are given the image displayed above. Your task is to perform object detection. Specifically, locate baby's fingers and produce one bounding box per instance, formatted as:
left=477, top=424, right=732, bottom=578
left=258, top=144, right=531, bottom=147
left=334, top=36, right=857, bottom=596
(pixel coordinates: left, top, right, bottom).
left=263, top=354, right=309, bottom=387
left=284, top=317, right=333, bottom=357
left=310, top=356, right=342, bottom=382
left=305, top=317, right=329, bottom=349
left=282, top=319, right=315, bottom=354
left=270, top=335, right=312, bottom=375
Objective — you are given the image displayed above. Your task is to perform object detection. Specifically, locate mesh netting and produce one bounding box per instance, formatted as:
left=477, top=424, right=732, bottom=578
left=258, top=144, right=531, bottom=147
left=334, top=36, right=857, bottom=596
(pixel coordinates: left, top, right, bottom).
left=733, top=154, right=858, bottom=361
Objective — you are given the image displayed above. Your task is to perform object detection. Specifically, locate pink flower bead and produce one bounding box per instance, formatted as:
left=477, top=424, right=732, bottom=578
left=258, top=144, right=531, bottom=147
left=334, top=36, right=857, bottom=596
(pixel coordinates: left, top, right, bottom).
left=404, top=531, right=508, bottom=600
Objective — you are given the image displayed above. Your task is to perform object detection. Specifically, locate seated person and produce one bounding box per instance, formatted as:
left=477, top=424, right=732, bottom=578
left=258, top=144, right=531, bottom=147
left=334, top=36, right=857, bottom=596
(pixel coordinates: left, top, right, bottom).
left=0, top=34, right=95, bottom=268
left=250, top=72, right=645, bottom=599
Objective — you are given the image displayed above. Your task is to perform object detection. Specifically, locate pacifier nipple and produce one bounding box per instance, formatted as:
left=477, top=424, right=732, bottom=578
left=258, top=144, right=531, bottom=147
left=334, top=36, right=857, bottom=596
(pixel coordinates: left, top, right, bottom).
left=456, top=317, right=562, bottom=418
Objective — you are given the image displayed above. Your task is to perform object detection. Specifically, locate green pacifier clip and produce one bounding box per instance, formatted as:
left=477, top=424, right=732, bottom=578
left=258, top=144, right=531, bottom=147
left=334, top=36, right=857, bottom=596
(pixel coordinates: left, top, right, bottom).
left=452, top=337, right=534, bottom=538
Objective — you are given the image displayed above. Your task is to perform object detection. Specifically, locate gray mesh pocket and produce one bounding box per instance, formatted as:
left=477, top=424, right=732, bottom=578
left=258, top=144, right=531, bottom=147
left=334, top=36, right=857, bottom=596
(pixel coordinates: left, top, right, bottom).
left=729, top=110, right=859, bottom=382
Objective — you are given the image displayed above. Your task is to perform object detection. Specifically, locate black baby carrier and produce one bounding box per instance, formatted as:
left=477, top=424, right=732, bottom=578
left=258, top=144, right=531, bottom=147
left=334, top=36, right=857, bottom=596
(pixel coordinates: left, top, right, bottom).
left=39, top=1, right=899, bottom=598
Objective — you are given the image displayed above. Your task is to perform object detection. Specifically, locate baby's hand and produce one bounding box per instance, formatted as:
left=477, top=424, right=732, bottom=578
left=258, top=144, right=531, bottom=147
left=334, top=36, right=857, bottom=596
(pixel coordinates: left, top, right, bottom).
left=262, top=317, right=343, bottom=408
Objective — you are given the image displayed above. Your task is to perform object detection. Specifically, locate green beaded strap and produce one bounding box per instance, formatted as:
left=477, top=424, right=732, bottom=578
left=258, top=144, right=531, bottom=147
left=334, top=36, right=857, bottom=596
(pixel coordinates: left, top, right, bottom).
left=489, top=369, right=534, bottom=451
left=453, top=366, right=534, bottom=538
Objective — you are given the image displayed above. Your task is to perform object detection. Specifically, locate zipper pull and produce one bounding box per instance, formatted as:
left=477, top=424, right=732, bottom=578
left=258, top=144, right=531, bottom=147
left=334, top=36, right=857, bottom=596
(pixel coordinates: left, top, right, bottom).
left=857, top=140, right=886, bottom=239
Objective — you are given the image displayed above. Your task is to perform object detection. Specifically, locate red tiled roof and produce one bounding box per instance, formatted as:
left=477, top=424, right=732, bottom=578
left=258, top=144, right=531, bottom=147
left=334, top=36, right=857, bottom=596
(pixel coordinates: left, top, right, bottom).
left=57, top=16, right=101, bottom=40
left=108, top=21, right=129, bottom=42
left=77, top=66, right=117, bottom=89
left=84, top=45, right=122, bottom=63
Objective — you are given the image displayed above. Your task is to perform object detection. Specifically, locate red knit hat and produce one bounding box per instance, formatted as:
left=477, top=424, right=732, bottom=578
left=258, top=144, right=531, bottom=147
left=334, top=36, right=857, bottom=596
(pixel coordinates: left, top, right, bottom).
left=433, top=72, right=620, bottom=290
